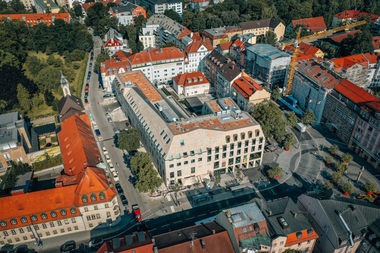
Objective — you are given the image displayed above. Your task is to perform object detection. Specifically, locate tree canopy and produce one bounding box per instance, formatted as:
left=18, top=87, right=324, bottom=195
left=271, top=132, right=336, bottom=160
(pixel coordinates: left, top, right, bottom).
left=118, top=129, right=140, bottom=151
left=130, top=152, right=163, bottom=192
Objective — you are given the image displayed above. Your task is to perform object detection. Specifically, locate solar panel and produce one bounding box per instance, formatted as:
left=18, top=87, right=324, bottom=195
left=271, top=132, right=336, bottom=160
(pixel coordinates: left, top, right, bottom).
left=137, top=232, right=145, bottom=242
left=125, top=235, right=133, bottom=245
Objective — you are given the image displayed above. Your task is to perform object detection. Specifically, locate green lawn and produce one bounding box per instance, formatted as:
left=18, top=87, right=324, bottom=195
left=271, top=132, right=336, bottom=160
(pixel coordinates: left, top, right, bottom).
left=39, top=138, right=46, bottom=146
left=51, top=136, right=58, bottom=143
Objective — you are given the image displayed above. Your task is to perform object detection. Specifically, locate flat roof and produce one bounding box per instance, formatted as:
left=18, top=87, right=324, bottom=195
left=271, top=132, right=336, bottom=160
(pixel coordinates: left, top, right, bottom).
left=247, top=44, right=290, bottom=61
left=223, top=202, right=266, bottom=228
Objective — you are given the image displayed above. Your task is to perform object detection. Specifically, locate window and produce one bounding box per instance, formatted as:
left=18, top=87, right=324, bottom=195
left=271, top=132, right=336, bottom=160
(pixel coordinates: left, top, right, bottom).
left=99, top=192, right=105, bottom=200
left=11, top=230, right=16, bottom=235
left=57, top=221, right=62, bottom=226
left=91, top=214, right=96, bottom=220
left=60, top=209, right=67, bottom=216
left=21, top=217, right=27, bottom=223
left=190, top=150, right=195, bottom=155
left=34, top=225, right=39, bottom=230
left=184, top=161, right=188, bottom=165
left=177, top=170, right=182, bottom=177
left=230, top=151, right=234, bottom=156
left=42, top=223, right=47, bottom=229
left=86, top=216, right=91, bottom=221
left=64, top=219, right=69, bottom=225
left=74, top=226, right=79, bottom=230
left=84, top=207, right=88, bottom=212
left=183, top=152, right=188, bottom=157
left=3, top=231, right=8, bottom=236
left=215, top=147, right=219, bottom=153
left=50, top=222, right=55, bottom=228
left=258, top=145, right=262, bottom=150
left=160, top=130, right=165, bottom=135
left=31, top=215, right=38, bottom=221
left=198, top=158, right=202, bottom=162
left=214, top=162, right=219, bottom=169
left=89, top=223, right=93, bottom=228
left=230, top=144, right=234, bottom=149
left=191, top=159, right=195, bottom=163
left=280, top=241, right=284, bottom=246
left=180, top=140, right=185, bottom=146
left=96, top=214, right=101, bottom=219
left=252, top=139, right=256, bottom=145
left=191, top=167, right=195, bottom=173
left=19, top=228, right=24, bottom=233
left=169, top=155, right=173, bottom=160
left=60, top=228, right=65, bottom=233
left=243, top=227, right=247, bottom=232
left=207, top=156, right=212, bottom=162
left=10, top=219, right=17, bottom=225
left=91, top=193, right=97, bottom=201
left=82, top=195, right=88, bottom=203
left=53, top=230, right=57, bottom=235
left=234, top=135, right=238, bottom=141
left=67, top=227, right=72, bottom=232
left=176, top=154, right=180, bottom=158
left=198, top=149, right=202, bottom=154
left=170, top=172, right=174, bottom=178
left=237, top=149, right=241, bottom=155
left=105, top=204, right=109, bottom=208
left=177, top=163, right=181, bottom=166
left=238, top=142, right=242, bottom=148
left=223, top=145, right=227, bottom=151
left=169, top=164, right=174, bottom=168
left=215, top=154, right=219, bottom=160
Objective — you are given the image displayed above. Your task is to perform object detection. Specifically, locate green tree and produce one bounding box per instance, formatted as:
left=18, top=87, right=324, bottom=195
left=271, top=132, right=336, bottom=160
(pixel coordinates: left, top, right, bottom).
left=45, top=46, right=53, bottom=55
left=289, top=24, right=312, bottom=40
left=341, top=153, right=353, bottom=164
left=328, top=144, right=339, bottom=154
left=215, top=173, right=221, bottom=185
left=35, top=67, right=61, bottom=91
left=284, top=132, right=295, bottom=150
left=164, top=9, right=180, bottom=22
left=271, top=87, right=281, bottom=101
left=301, top=109, right=316, bottom=126
left=181, top=11, right=195, bottom=28
left=336, top=162, right=348, bottom=173
left=342, top=182, right=354, bottom=194
left=236, top=167, right=241, bottom=179
left=0, top=49, right=20, bottom=68
left=95, top=52, right=110, bottom=72
left=331, top=172, right=342, bottom=183
left=324, top=181, right=333, bottom=190
left=285, top=111, right=298, bottom=127
left=47, top=55, right=56, bottom=65
left=206, top=16, right=223, bottom=29
left=325, top=156, right=333, bottom=164
left=44, top=89, right=55, bottom=106
left=59, top=7, right=66, bottom=13
left=118, top=129, right=140, bottom=151
left=134, top=15, right=146, bottom=30
left=267, top=166, right=282, bottom=178
left=283, top=249, right=301, bottom=253
left=17, top=83, right=31, bottom=111
left=10, top=0, right=26, bottom=13
left=257, top=31, right=277, bottom=46
left=130, top=152, right=163, bottom=192
left=0, top=100, right=8, bottom=114
left=162, top=41, right=176, bottom=48
left=2, top=161, right=32, bottom=191
left=74, top=4, right=83, bottom=17
left=365, top=181, right=377, bottom=193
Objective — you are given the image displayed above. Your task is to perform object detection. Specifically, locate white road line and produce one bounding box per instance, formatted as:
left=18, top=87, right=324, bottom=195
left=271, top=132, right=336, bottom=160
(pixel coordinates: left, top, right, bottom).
left=210, top=210, right=218, bottom=213
left=170, top=206, right=175, bottom=213
left=166, top=195, right=171, bottom=201
left=186, top=217, right=195, bottom=220
left=162, top=224, right=170, bottom=227
left=144, top=213, right=154, bottom=219
left=141, top=209, right=151, bottom=215
left=198, top=213, right=207, bottom=217
left=150, top=228, right=157, bottom=231
left=174, top=220, right=182, bottom=224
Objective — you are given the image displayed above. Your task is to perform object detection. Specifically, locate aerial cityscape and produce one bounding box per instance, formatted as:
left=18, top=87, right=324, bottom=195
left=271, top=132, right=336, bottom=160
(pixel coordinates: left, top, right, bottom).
left=1, top=0, right=380, bottom=252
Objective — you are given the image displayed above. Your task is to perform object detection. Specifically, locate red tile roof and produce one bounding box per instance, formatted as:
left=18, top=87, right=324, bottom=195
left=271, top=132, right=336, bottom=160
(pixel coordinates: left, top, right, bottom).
left=297, top=60, right=341, bottom=89
left=373, top=37, right=380, bottom=51
left=184, top=32, right=214, bottom=54
left=329, top=30, right=360, bottom=44
left=329, top=53, right=379, bottom=71
left=104, top=38, right=123, bottom=47
left=97, top=232, right=154, bottom=253
left=285, top=229, right=319, bottom=247
left=291, top=16, right=327, bottom=32
left=232, top=76, right=263, bottom=100
left=173, top=72, right=209, bottom=87
left=101, top=58, right=131, bottom=76
left=230, top=40, right=246, bottom=52
left=217, top=42, right=232, bottom=51
left=0, top=13, right=70, bottom=26
left=366, top=101, right=380, bottom=112
left=333, top=10, right=380, bottom=23
left=128, top=47, right=185, bottom=66
left=58, top=114, right=101, bottom=176
left=334, top=79, right=379, bottom=104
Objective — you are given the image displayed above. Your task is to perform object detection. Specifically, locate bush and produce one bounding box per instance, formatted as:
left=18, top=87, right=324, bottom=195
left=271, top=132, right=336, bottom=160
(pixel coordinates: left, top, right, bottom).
left=341, top=153, right=353, bottom=163
left=331, top=172, right=342, bottom=183
left=73, top=63, right=81, bottom=70
left=342, top=182, right=354, bottom=194
left=325, top=156, right=333, bottom=164
left=328, top=144, right=339, bottom=154
left=336, top=162, right=348, bottom=173
left=267, top=166, right=282, bottom=178
left=365, top=181, right=377, bottom=193
left=51, top=136, right=58, bottom=143
left=324, top=181, right=333, bottom=190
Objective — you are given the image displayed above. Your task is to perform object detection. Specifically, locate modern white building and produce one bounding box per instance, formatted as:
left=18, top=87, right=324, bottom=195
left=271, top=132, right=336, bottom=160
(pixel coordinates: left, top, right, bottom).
left=141, top=0, right=182, bottom=15
left=172, top=72, right=210, bottom=96
left=112, top=71, right=265, bottom=187
left=109, top=1, right=146, bottom=26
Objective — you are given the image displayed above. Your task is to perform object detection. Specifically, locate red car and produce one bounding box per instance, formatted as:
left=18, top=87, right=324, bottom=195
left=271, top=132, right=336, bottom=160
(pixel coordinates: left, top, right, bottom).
left=132, top=205, right=141, bottom=222
left=85, top=83, right=89, bottom=91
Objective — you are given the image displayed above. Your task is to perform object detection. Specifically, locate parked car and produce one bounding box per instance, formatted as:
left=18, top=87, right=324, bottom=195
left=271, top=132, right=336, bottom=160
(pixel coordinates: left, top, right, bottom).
left=90, top=57, right=93, bottom=61
left=85, top=91, right=89, bottom=97
left=117, top=186, right=124, bottom=194
left=120, top=194, right=128, bottom=205
left=112, top=171, right=119, bottom=182
left=132, top=205, right=142, bottom=222
left=60, top=240, right=76, bottom=252
left=87, top=75, right=90, bottom=81
left=103, top=94, right=111, bottom=98
left=89, top=237, right=104, bottom=248
left=115, top=183, right=121, bottom=189
left=108, top=117, right=112, bottom=123
left=109, top=163, right=115, bottom=173
left=95, top=129, right=101, bottom=136
left=85, top=83, right=89, bottom=90
left=105, top=155, right=111, bottom=162
left=85, top=97, right=89, bottom=104
left=102, top=147, right=108, bottom=155
left=89, top=63, right=92, bottom=68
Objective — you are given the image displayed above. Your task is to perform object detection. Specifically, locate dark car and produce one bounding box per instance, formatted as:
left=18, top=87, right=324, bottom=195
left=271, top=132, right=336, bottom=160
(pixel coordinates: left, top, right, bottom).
left=117, top=186, right=123, bottom=194
left=13, top=245, right=28, bottom=253
left=95, top=129, right=101, bottom=136
left=120, top=194, right=128, bottom=205
left=60, top=240, right=76, bottom=252
left=134, top=224, right=148, bottom=232
left=90, top=57, right=93, bottom=61
left=85, top=97, right=89, bottom=104
left=85, top=91, right=89, bottom=97
left=87, top=75, right=90, bottom=81
left=89, top=63, right=92, bottom=68
left=103, top=94, right=111, bottom=98
left=88, top=71, right=91, bottom=76
left=115, top=183, right=121, bottom=189
left=89, top=237, right=104, bottom=248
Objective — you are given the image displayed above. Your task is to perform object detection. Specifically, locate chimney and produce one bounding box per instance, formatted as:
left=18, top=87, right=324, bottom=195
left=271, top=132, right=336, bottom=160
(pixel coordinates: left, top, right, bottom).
left=227, top=59, right=231, bottom=63
left=232, top=65, right=234, bottom=69
left=212, top=229, right=215, bottom=234
left=269, top=210, right=272, bottom=216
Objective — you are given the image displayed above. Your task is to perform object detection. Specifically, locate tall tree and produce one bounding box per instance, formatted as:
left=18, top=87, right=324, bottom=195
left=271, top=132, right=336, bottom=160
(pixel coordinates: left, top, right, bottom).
left=118, top=129, right=140, bottom=151
left=73, top=4, right=83, bottom=17
left=164, top=9, right=180, bottom=22
left=301, top=109, right=316, bottom=126
left=17, top=83, right=31, bottom=111
left=285, top=111, right=298, bottom=127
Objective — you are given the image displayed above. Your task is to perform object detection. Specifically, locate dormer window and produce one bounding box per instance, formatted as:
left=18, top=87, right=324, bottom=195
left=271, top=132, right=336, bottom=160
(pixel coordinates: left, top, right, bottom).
left=91, top=193, right=97, bottom=201
left=31, top=215, right=38, bottom=221
left=99, top=192, right=105, bottom=200
left=41, top=213, right=48, bottom=220
left=21, top=217, right=27, bottom=223
left=10, top=219, right=17, bottom=225
left=70, top=208, right=77, bottom=214
left=0, top=221, right=6, bottom=227
left=60, top=210, right=67, bottom=216
left=82, top=195, right=88, bottom=203
left=50, top=211, right=57, bottom=218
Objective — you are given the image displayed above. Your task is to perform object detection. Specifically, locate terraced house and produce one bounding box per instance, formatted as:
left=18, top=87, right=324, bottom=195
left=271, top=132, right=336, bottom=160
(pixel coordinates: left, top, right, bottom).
left=112, top=71, right=264, bottom=187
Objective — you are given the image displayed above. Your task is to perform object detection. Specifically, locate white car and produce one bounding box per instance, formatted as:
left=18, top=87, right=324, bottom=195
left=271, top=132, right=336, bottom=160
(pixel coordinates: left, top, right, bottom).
left=105, top=155, right=111, bottom=162
left=102, top=147, right=108, bottom=155
left=112, top=171, right=119, bottom=182
left=109, top=163, right=115, bottom=173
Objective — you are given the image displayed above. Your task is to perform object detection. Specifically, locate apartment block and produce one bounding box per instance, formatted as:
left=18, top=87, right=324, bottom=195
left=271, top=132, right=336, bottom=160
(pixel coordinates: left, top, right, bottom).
left=183, top=32, right=214, bottom=73
left=285, top=16, right=327, bottom=36
left=332, top=10, right=380, bottom=28
left=141, top=0, right=182, bottom=15
left=229, top=40, right=252, bottom=69
left=0, top=112, right=31, bottom=173
left=0, top=13, right=70, bottom=26
left=34, top=0, right=59, bottom=14
left=172, top=71, right=210, bottom=96
left=109, top=0, right=146, bottom=26
left=240, top=19, right=285, bottom=41
left=245, top=44, right=290, bottom=88
left=112, top=71, right=264, bottom=187
left=189, top=0, right=221, bottom=11
left=202, top=26, right=242, bottom=47
left=205, top=50, right=242, bottom=98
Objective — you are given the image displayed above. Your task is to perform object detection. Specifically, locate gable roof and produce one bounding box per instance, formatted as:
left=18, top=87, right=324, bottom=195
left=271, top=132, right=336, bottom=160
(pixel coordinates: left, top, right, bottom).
left=217, top=42, right=232, bottom=51
left=110, top=1, right=141, bottom=14
left=207, top=50, right=241, bottom=82
left=333, top=79, right=379, bottom=104
left=329, top=52, right=379, bottom=71
left=283, top=42, right=322, bottom=59
left=184, top=32, right=214, bottom=54
left=334, top=10, right=380, bottom=23
left=58, top=114, right=101, bottom=176
left=173, top=72, right=209, bottom=87
left=57, top=95, right=85, bottom=117
left=291, top=16, right=327, bottom=32
left=297, top=60, right=342, bottom=89
left=128, top=47, right=185, bottom=66
left=240, top=19, right=282, bottom=30
left=0, top=13, right=70, bottom=26
left=373, top=37, right=380, bottom=51
left=329, top=30, right=360, bottom=44
left=232, top=76, right=263, bottom=100
left=82, top=0, right=122, bottom=12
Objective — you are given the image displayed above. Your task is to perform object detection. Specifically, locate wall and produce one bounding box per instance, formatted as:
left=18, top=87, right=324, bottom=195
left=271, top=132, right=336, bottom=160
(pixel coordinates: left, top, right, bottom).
left=273, top=23, right=285, bottom=41
left=215, top=213, right=240, bottom=253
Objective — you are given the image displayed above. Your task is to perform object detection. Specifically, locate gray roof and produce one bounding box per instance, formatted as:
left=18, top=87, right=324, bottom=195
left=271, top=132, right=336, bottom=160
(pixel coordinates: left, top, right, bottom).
left=237, top=33, right=256, bottom=43
left=207, top=50, right=241, bottom=81
left=34, top=0, right=58, bottom=10
left=247, top=44, right=290, bottom=61
left=111, top=1, right=141, bottom=15
left=240, top=19, right=282, bottom=31
left=105, top=27, right=123, bottom=43
left=57, top=95, right=84, bottom=117
left=223, top=202, right=265, bottom=229
left=143, top=0, right=181, bottom=5
left=203, top=26, right=240, bottom=37
left=0, top=112, right=23, bottom=145
left=145, top=14, right=189, bottom=39
left=260, top=198, right=313, bottom=237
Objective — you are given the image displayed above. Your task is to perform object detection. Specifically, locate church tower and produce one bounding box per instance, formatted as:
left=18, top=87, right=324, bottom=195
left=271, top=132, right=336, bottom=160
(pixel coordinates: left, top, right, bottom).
left=60, top=70, right=71, bottom=97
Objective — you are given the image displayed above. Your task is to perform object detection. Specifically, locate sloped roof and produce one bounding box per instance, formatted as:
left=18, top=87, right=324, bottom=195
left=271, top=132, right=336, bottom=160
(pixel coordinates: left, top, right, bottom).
left=230, top=40, right=247, bottom=53
left=101, top=57, right=132, bottom=76
left=110, top=1, right=141, bottom=14
left=333, top=79, right=379, bottom=104
left=97, top=232, right=154, bottom=253
left=373, top=37, right=380, bottom=51
left=184, top=32, right=214, bottom=54
left=83, top=0, right=122, bottom=12
left=0, top=13, right=70, bottom=26
left=104, top=38, right=123, bottom=47
left=128, top=47, right=184, bottom=65
left=240, top=19, right=282, bottom=30
left=329, top=30, right=360, bottom=44
left=173, top=72, right=209, bottom=87
left=232, top=76, right=263, bottom=100
left=207, top=50, right=241, bottom=82
left=329, top=52, right=379, bottom=71
left=217, top=42, right=232, bottom=51
left=334, top=10, right=380, bottom=23
left=58, top=114, right=101, bottom=176
left=61, top=107, right=86, bottom=122
left=297, top=60, right=342, bottom=89
left=291, top=16, right=327, bottom=32
left=57, top=95, right=85, bottom=116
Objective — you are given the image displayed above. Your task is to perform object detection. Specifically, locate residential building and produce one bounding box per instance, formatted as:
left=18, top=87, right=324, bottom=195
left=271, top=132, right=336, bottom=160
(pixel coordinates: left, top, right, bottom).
left=202, top=26, right=242, bottom=47
left=215, top=42, right=232, bottom=56
left=183, top=32, right=214, bottom=72
left=154, top=222, right=235, bottom=252
left=0, top=112, right=31, bottom=172
left=298, top=192, right=380, bottom=253
left=328, top=52, right=380, bottom=88
left=236, top=33, right=256, bottom=44
left=290, top=60, right=342, bottom=123
left=140, top=14, right=192, bottom=49
left=189, top=0, right=216, bottom=11
left=34, top=0, right=59, bottom=14
left=205, top=50, right=242, bottom=98
left=373, top=37, right=380, bottom=53
left=332, top=10, right=380, bottom=28
left=82, top=0, right=123, bottom=13
left=216, top=202, right=272, bottom=253
left=285, top=16, right=327, bottom=36
left=103, top=28, right=130, bottom=56
left=0, top=13, right=70, bottom=26
left=112, top=71, right=265, bottom=186
left=97, top=232, right=154, bottom=253
left=231, top=75, right=270, bottom=112
left=172, top=72, right=210, bottom=96
left=323, top=30, right=361, bottom=48
left=229, top=40, right=252, bottom=69
left=323, top=79, right=378, bottom=144
left=141, top=0, right=182, bottom=15
left=245, top=44, right=291, bottom=88
left=240, top=19, right=285, bottom=41
left=283, top=42, right=324, bottom=60
left=262, top=198, right=318, bottom=253
left=0, top=114, right=119, bottom=247
left=20, top=0, right=35, bottom=11
left=109, top=0, right=146, bottom=26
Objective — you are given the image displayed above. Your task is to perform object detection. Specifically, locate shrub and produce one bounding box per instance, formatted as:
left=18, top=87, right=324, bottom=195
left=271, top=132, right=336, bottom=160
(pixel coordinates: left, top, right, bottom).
left=267, top=166, right=282, bottom=178
left=325, top=156, right=333, bottom=164
left=328, top=144, right=339, bottom=154
left=324, top=181, right=333, bottom=190
left=331, top=172, right=342, bottom=183
left=342, top=182, right=354, bottom=194
left=365, top=181, right=377, bottom=193
left=336, top=162, right=348, bottom=173
left=341, top=153, right=353, bottom=163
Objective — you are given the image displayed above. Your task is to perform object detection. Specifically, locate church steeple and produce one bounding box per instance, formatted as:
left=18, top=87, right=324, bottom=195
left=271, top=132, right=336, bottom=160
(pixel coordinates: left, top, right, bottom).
left=60, top=70, right=71, bottom=97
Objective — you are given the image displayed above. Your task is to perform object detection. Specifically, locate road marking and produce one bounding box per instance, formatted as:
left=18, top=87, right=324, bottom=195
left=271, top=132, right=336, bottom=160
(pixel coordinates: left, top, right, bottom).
left=174, top=220, right=182, bottom=224
left=170, top=206, right=175, bottom=213
left=210, top=210, right=218, bottom=213
left=186, top=217, right=195, bottom=220
left=150, top=228, right=157, bottom=231
left=153, top=217, right=159, bottom=219
left=162, top=224, right=170, bottom=227
left=141, top=209, right=151, bottom=215
left=144, top=213, right=154, bottom=219
left=166, top=195, right=171, bottom=201
left=198, top=213, right=207, bottom=217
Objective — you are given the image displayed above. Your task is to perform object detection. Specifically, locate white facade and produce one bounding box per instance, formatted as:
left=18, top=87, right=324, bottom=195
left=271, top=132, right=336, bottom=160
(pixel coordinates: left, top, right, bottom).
left=141, top=0, right=182, bottom=15
left=185, top=45, right=212, bottom=73
left=139, top=34, right=155, bottom=49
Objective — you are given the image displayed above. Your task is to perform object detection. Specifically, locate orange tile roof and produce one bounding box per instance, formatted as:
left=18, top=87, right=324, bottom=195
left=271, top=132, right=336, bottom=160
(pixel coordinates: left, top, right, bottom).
left=0, top=13, right=70, bottom=26
left=291, top=16, right=327, bottom=32
left=334, top=79, right=379, bottom=104
left=373, top=37, right=380, bottom=51
left=104, top=38, right=123, bottom=47
left=297, top=60, right=341, bottom=89
left=230, top=40, right=246, bottom=52
left=232, top=76, right=263, bottom=100
left=217, top=42, right=232, bottom=50
left=170, top=118, right=254, bottom=133
left=184, top=32, right=214, bottom=53
left=113, top=50, right=131, bottom=61
left=157, top=231, right=234, bottom=253
left=173, top=72, right=209, bottom=86
left=128, top=51, right=151, bottom=65
left=128, top=47, right=185, bottom=66
left=330, top=52, right=379, bottom=70
left=58, top=114, right=101, bottom=176
left=97, top=232, right=154, bottom=253
left=329, top=30, right=360, bottom=43
left=101, top=58, right=131, bottom=76
left=334, top=10, right=380, bottom=23
left=119, top=71, right=163, bottom=102
left=285, top=229, right=319, bottom=246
